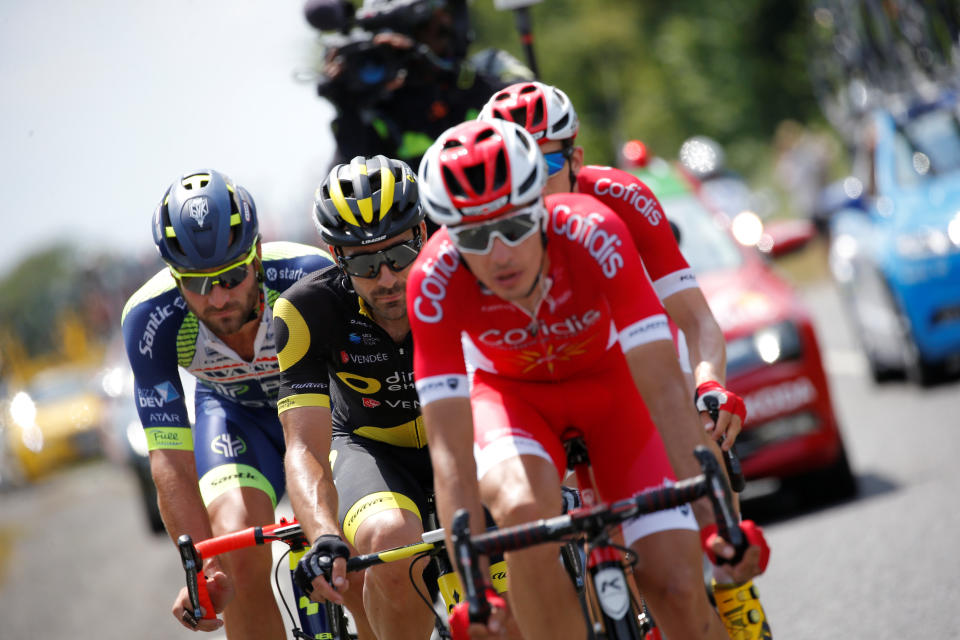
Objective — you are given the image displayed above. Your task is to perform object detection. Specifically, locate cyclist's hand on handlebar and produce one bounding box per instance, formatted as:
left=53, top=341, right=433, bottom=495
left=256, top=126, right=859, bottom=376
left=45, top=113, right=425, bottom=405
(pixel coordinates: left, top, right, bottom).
left=701, top=520, right=770, bottom=583
left=294, top=535, right=351, bottom=605
left=695, top=381, right=746, bottom=450
left=173, top=571, right=232, bottom=632
left=449, top=588, right=508, bottom=640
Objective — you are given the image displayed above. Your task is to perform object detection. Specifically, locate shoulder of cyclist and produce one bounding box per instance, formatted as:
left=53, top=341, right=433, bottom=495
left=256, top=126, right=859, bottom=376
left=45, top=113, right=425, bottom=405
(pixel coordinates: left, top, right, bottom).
left=575, top=164, right=669, bottom=232
left=259, top=241, right=333, bottom=293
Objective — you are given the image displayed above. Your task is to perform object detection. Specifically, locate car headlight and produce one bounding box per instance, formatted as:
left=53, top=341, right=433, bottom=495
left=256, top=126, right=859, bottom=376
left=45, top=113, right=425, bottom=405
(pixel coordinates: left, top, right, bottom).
left=125, top=421, right=149, bottom=458
left=9, top=391, right=36, bottom=429
left=895, top=225, right=960, bottom=258
left=726, top=321, right=803, bottom=376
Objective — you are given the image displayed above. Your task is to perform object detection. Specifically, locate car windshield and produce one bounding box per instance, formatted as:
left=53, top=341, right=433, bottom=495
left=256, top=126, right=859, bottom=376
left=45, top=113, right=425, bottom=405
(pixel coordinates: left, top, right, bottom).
left=27, top=370, right=91, bottom=403
left=893, top=108, right=960, bottom=186
left=660, top=194, right=744, bottom=273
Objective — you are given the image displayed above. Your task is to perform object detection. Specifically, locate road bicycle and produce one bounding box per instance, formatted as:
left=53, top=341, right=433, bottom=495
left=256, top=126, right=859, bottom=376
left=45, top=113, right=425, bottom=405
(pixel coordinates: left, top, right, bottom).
left=178, top=431, right=746, bottom=639
left=177, top=498, right=513, bottom=639
left=448, top=442, right=746, bottom=640
left=178, top=518, right=354, bottom=639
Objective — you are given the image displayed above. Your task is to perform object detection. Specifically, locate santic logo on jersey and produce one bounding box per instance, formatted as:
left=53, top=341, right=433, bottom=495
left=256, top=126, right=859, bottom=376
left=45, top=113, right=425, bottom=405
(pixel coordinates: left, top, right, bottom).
left=138, top=302, right=184, bottom=358
left=414, top=240, right=460, bottom=323
left=551, top=205, right=625, bottom=278
left=592, top=178, right=663, bottom=227
left=479, top=309, right=603, bottom=347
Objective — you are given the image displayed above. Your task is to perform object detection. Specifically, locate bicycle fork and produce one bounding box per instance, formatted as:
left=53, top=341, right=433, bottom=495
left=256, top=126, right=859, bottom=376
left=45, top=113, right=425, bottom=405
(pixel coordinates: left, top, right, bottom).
left=563, top=432, right=650, bottom=640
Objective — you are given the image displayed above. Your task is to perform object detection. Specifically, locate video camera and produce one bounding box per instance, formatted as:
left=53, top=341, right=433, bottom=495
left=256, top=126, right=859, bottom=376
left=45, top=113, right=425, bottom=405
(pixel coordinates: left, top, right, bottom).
left=305, top=0, right=464, bottom=103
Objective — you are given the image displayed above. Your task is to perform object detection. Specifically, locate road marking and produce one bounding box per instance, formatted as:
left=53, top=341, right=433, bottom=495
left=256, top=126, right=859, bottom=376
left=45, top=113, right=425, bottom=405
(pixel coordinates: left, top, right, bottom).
left=822, top=348, right=868, bottom=377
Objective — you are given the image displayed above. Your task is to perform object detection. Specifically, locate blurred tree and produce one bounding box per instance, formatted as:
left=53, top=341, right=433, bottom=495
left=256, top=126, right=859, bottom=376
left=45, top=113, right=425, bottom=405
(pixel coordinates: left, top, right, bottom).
left=0, top=244, right=150, bottom=381
left=471, top=0, right=823, bottom=181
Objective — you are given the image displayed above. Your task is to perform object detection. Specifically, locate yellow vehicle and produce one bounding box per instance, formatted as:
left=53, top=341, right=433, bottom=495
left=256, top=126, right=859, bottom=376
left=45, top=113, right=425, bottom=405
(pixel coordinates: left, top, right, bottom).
left=4, top=364, right=106, bottom=481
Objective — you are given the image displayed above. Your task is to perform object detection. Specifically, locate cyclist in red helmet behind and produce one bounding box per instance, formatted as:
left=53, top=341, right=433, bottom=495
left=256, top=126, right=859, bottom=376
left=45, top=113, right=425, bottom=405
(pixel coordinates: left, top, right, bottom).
left=480, top=81, right=772, bottom=640
left=407, top=118, right=742, bottom=640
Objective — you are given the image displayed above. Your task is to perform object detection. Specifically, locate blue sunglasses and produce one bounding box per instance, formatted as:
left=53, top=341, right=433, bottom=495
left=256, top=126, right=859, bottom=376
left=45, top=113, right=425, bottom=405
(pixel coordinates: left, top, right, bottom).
left=544, top=147, right=574, bottom=176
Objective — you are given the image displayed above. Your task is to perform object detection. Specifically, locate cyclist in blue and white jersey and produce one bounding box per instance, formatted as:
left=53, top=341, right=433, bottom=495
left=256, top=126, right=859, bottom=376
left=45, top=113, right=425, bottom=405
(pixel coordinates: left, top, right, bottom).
left=121, top=169, right=332, bottom=640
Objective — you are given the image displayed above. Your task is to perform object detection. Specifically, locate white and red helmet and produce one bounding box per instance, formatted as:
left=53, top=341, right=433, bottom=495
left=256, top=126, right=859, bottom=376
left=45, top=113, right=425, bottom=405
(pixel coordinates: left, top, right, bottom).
left=478, top=81, right=580, bottom=145
left=418, top=119, right=547, bottom=227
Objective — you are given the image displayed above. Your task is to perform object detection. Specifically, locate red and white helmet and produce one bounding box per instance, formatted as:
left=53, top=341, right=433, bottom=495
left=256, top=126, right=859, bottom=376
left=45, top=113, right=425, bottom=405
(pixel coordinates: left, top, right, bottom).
left=418, top=119, right=547, bottom=227
left=478, top=81, right=580, bottom=145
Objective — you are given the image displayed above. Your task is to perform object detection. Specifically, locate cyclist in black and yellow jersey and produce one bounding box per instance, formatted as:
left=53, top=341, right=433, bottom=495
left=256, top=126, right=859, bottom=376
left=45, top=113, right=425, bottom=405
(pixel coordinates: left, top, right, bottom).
left=274, top=155, right=442, bottom=640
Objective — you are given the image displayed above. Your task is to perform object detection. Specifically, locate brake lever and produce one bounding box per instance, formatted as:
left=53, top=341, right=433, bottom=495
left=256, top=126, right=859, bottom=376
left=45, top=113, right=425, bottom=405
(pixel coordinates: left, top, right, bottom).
left=450, top=509, right=490, bottom=624
left=694, top=447, right=747, bottom=565
left=703, top=396, right=747, bottom=492
left=177, top=535, right=216, bottom=621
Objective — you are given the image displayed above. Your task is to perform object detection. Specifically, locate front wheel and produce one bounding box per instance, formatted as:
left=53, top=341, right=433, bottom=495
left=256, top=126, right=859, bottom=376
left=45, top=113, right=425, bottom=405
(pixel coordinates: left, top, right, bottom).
left=325, top=601, right=355, bottom=640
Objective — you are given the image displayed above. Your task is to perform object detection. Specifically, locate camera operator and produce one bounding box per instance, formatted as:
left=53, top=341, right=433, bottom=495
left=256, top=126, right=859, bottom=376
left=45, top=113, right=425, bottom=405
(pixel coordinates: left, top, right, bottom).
left=305, top=0, right=533, bottom=170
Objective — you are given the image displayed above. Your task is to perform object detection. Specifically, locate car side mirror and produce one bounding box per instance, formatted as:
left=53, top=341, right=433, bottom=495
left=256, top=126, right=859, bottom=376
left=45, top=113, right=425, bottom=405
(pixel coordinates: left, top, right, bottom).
left=763, top=218, right=817, bottom=258
left=813, top=178, right=867, bottom=230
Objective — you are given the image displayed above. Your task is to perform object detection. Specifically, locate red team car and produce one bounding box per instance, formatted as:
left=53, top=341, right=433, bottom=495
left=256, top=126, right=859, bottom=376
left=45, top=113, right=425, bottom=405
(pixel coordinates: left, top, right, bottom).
left=631, top=154, right=856, bottom=502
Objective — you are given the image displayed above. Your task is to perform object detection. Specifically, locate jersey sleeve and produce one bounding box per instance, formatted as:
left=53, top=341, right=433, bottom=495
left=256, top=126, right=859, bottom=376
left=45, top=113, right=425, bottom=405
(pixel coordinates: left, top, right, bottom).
left=274, top=274, right=334, bottom=415
left=261, top=241, right=333, bottom=292
left=120, top=286, right=193, bottom=452
left=407, top=237, right=472, bottom=407
left=578, top=166, right=697, bottom=300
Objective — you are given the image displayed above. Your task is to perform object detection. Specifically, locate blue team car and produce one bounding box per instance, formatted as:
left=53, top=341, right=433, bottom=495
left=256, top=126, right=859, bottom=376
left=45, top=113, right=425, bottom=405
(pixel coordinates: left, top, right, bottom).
left=827, top=92, right=960, bottom=385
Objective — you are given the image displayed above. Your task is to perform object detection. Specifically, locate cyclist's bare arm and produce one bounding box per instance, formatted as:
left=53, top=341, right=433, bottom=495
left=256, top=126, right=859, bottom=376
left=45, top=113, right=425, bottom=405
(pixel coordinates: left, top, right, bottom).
left=152, top=449, right=232, bottom=630
left=421, top=397, right=507, bottom=638
left=623, top=342, right=718, bottom=523
left=150, top=449, right=217, bottom=552
left=662, top=287, right=727, bottom=388
left=280, top=405, right=350, bottom=603
left=421, top=398, right=487, bottom=556
left=662, top=287, right=742, bottom=446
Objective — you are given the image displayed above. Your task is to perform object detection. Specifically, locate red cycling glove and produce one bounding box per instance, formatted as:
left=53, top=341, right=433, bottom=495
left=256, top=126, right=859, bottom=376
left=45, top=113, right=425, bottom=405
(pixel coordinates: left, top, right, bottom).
left=449, top=586, right=506, bottom=640
left=695, top=381, right=747, bottom=426
left=700, top=520, right=770, bottom=574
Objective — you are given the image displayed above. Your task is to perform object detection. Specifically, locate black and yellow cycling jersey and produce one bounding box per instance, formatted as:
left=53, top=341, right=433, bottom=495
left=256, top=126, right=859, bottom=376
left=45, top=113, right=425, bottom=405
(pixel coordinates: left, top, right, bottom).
left=274, top=264, right=423, bottom=447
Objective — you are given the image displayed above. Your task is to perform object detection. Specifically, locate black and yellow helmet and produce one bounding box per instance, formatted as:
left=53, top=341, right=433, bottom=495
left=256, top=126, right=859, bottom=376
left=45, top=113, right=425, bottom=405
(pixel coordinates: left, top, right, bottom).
left=314, top=155, right=424, bottom=246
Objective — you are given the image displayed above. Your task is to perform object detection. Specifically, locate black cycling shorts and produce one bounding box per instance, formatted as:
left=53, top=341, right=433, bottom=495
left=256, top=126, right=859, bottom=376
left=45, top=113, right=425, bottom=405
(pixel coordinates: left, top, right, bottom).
left=331, top=433, right=435, bottom=545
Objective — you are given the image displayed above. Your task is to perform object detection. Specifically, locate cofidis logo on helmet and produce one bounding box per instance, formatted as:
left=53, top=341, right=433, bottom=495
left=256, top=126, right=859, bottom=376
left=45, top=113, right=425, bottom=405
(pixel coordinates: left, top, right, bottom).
left=551, top=205, right=624, bottom=278
left=592, top=178, right=663, bottom=227
left=414, top=240, right=460, bottom=323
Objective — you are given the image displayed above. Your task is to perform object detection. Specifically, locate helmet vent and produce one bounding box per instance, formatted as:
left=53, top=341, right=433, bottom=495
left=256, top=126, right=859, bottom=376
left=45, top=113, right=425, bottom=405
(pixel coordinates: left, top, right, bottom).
left=183, top=177, right=210, bottom=190
left=442, top=166, right=467, bottom=197
left=552, top=113, right=570, bottom=133
left=368, top=171, right=383, bottom=193
left=517, top=167, right=537, bottom=195
left=475, top=128, right=496, bottom=143
left=463, top=163, right=487, bottom=195
left=493, top=151, right=507, bottom=190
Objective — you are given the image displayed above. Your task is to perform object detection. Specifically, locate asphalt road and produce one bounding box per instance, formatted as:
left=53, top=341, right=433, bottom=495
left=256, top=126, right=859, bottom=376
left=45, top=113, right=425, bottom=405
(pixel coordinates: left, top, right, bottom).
left=2, top=276, right=958, bottom=640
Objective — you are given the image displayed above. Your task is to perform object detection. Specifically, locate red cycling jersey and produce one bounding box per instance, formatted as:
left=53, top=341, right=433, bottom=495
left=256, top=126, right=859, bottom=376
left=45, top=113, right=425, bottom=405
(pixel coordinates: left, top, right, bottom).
left=408, top=193, right=696, bottom=517
left=577, top=165, right=697, bottom=301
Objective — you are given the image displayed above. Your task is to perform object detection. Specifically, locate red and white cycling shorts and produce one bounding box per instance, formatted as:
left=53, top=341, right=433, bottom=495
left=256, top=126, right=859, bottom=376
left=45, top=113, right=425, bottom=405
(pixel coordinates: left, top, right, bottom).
left=469, top=352, right=697, bottom=545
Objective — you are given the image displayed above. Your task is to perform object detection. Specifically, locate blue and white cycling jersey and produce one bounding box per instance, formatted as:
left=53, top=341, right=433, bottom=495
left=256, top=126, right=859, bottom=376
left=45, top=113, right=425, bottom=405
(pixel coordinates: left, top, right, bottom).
left=121, top=241, right=332, bottom=454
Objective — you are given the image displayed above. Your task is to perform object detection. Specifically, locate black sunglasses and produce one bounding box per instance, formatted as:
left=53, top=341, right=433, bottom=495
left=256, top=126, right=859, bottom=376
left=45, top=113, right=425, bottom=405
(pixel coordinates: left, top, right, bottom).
left=339, top=236, right=422, bottom=278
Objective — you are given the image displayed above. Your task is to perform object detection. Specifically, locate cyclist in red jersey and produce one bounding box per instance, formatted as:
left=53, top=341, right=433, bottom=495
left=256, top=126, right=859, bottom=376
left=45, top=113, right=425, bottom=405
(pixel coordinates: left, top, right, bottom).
left=479, top=81, right=746, bottom=448
left=408, top=118, right=738, bottom=640
left=480, top=82, right=772, bottom=639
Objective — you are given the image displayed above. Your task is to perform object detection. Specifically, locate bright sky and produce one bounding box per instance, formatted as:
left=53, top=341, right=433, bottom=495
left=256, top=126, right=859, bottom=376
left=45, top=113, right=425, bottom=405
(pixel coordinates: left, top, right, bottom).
left=0, top=0, right=336, bottom=272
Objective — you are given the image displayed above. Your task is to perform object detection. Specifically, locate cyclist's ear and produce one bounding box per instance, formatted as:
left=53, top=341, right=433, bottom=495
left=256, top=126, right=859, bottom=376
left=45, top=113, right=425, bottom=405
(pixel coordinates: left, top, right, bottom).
left=571, top=146, right=584, bottom=173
